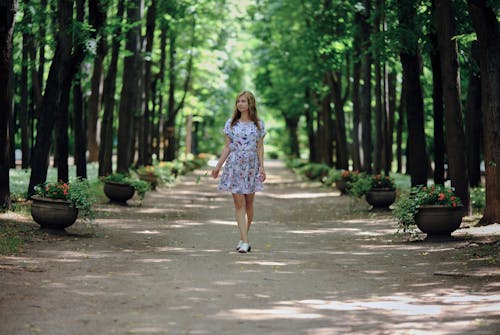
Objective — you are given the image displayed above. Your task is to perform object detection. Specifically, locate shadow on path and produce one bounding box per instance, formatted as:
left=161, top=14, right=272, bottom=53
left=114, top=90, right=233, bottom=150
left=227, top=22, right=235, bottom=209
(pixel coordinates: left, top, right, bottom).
left=0, top=160, right=499, bottom=335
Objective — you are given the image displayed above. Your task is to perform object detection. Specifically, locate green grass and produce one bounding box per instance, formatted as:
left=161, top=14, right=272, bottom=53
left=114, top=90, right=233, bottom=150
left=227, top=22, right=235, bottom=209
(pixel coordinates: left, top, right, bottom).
left=0, top=220, right=37, bottom=254
left=9, top=162, right=101, bottom=201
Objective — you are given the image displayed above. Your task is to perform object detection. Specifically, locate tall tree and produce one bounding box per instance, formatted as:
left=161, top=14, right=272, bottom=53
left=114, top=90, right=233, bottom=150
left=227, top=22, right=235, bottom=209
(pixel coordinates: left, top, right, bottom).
left=465, top=43, right=482, bottom=187
left=163, top=14, right=194, bottom=161
left=98, top=0, right=125, bottom=176
left=117, top=0, right=143, bottom=173
left=138, top=0, right=157, bottom=167
left=428, top=17, right=445, bottom=185
left=434, top=0, right=470, bottom=213
left=87, top=0, right=107, bottom=163
left=360, top=0, right=373, bottom=173
left=397, top=0, right=428, bottom=186
left=0, top=0, right=17, bottom=209
left=28, top=0, right=76, bottom=196
left=468, top=0, right=500, bottom=224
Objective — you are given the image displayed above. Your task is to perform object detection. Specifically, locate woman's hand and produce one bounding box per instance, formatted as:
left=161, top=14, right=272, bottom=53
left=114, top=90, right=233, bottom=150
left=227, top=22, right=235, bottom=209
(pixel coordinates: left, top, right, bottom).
left=211, top=167, right=220, bottom=179
left=259, top=168, right=266, bottom=182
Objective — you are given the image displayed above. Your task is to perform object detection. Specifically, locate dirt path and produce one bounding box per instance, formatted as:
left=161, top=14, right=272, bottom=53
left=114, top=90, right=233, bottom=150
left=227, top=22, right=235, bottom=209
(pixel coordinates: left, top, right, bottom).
left=1, top=160, right=499, bottom=335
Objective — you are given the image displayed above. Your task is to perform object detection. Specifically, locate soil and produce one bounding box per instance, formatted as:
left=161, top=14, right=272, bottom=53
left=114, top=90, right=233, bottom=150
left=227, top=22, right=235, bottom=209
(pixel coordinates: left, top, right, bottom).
left=1, top=160, right=499, bottom=335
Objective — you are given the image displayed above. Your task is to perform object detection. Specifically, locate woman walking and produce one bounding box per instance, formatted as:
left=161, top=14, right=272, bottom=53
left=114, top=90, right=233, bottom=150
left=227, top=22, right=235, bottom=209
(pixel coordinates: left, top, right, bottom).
left=211, top=91, right=266, bottom=253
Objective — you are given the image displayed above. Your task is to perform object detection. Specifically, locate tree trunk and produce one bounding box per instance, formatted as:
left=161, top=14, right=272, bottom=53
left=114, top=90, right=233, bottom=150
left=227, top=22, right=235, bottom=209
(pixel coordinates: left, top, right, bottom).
left=0, top=0, right=17, bottom=209
left=397, top=0, right=428, bottom=186
left=305, top=89, right=317, bottom=163
left=434, top=0, right=471, bottom=214
left=360, top=0, right=372, bottom=173
left=139, top=0, right=156, bottom=167
left=396, top=77, right=405, bottom=174
left=87, top=0, right=107, bottom=163
left=117, top=0, right=142, bottom=173
left=284, top=115, right=300, bottom=158
left=28, top=0, right=74, bottom=196
left=385, top=71, right=396, bottom=175
left=98, top=0, right=124, bottom=177
left=352, top=25, right=362, bottom=171
left=163, top=32, right=177, bottom=161
left=465, top=44, right=482, bottom=187
left=429, top=27, right=445, bottom=185
left=468, top=0, right=500, bottom=224
left=329, top=71, right=349, bottom=170
left=73, top=77, right=87, bottom=178
left=20, top=12, right=30, bottom=169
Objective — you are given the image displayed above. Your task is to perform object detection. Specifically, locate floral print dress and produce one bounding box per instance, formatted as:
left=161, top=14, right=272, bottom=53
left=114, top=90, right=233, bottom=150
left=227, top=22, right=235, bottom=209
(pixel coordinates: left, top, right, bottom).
left=218, top=119, right=266, bottom=194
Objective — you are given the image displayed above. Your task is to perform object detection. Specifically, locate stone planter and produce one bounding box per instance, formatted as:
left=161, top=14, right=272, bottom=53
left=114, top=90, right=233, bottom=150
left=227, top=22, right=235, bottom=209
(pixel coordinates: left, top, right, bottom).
left=365, top=188, right=396, bottom=208
left=415, top=205, right=463, bottom=236
left=103, top=181, right=135, bottom=204
left=335, top=179, right=347, bottom=195
left=31, top=195, right=78, bottom=229
left=138, top=173, right=158, bottom=190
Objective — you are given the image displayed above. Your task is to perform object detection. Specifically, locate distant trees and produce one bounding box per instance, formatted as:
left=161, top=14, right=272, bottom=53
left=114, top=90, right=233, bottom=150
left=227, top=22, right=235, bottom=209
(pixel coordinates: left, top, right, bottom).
left=1, top=1, right=498, bottom=224
left=0, top=0, right=17, bottom=209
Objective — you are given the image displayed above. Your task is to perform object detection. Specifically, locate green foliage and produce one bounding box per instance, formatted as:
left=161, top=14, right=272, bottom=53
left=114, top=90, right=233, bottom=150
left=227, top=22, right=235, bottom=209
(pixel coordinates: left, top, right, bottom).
left=296, top=163, right=330, bottom=181
left=345, top=173, right=397, bottom=197
left=470, top=186, right=485, bottom=211
left=103, top=173, right=151, bottom=199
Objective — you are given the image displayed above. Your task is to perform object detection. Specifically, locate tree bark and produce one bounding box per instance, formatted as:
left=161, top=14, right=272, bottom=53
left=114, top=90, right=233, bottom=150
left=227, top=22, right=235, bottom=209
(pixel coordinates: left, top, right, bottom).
left=20, top=7, right=31, bottom=169
left=434, top=0, right=471, bottom=214
left=98, top=0, right=124, bottom=177
left=329, top=71, right=349, bottom=170
left=397, top=0, right=428, bottom=186
left=87, top=0, right=107, bottom=163
left=117, top=0, right=142, bottom=173
left=396, top=77, right=405, bottom=174
left=465, top=44, right=482, bottom=187
left=0, top=0, right=17, bottom=209
left=28, top=0, right=75, bottom=196
left=360, top=0, right=372, bottom=173
left=468, top=0, right=500, bottom=224
left=352, top=18, right=362, bottom=171
left=138, top=0, right=156, bottom=167
left=429, top=25, right=445, bottom=185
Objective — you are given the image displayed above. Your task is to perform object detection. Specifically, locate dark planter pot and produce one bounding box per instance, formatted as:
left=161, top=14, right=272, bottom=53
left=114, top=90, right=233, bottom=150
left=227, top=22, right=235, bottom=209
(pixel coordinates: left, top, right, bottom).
left=415, top=205, right=463, bottom=236
left=31, top=195, right=78, bottom=229
left=365, top=188, right=396, bottom=208
left=335, top=179, right=347, bottom=195
left=138, top=173, right=158, bottom=190
left=103, top=181, right=135, bottom=204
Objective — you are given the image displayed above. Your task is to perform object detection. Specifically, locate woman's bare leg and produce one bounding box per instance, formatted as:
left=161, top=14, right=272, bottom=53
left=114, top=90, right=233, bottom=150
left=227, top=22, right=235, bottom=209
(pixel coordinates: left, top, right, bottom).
left=244, top=193, right=255, bottom=233
left=232, top=194, right=248, bottom=243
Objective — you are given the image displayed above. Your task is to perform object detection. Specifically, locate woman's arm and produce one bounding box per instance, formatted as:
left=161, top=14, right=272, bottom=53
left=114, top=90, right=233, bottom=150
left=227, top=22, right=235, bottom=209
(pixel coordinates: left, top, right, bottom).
left=257, top=136, right=266, bottom=181
left=211, top=136, right=231, bottom=179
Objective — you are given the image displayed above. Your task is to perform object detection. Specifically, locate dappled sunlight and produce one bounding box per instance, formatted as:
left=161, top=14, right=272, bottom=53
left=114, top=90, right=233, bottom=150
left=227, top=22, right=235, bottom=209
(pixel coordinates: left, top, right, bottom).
left=215, top=307, right=323, bottom=320
left=136, top=258, right=172, bottom=263
left=235, top=260, right=302, bottom=267
left=263, top=192, right=339, bottom=199
left=207, top=219, right=237, bottom=226
left=288, top=227, right=360, bottom=235
left=133, top=230, right=162, bottom=234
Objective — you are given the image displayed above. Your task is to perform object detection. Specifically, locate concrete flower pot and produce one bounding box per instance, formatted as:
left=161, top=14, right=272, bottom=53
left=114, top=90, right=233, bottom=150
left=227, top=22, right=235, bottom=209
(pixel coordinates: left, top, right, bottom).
left=31, top=195, right=78, bottom=229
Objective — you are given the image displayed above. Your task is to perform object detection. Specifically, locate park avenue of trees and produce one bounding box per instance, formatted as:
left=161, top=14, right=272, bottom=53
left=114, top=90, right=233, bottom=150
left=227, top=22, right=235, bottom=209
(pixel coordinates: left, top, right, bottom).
left=0, top=0, right=499, bottom=224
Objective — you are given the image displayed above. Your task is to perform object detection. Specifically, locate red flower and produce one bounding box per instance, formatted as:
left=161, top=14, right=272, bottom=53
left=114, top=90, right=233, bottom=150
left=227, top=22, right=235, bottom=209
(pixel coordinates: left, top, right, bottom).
left=438, top=193, right=445, bottom=201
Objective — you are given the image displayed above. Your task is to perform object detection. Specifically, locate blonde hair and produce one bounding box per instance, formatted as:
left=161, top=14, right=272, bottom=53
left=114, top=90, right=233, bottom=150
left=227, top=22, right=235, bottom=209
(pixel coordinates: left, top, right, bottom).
left=230, top=91, right=261, bottom=130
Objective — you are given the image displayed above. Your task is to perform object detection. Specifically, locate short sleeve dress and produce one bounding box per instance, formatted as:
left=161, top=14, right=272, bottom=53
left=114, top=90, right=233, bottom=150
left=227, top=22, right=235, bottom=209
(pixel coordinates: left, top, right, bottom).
left=218, top=119, right=266, bottom=194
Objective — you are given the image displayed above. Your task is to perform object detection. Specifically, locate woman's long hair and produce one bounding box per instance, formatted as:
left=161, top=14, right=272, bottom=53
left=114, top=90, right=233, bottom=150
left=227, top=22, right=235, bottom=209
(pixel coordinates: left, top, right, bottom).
left=230, top=91, right=261, bottom=130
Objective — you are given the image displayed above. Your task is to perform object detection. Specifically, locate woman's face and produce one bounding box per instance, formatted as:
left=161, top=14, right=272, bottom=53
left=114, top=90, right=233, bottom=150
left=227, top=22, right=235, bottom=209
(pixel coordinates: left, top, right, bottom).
left=236, top=95, right=249, bottom=113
